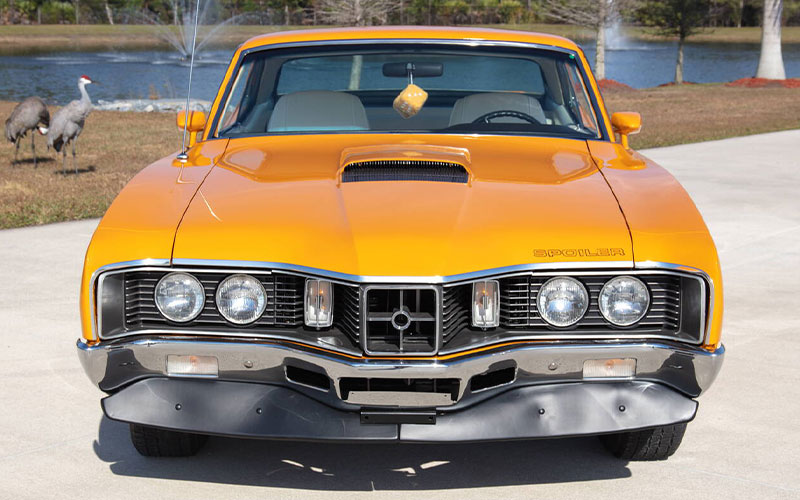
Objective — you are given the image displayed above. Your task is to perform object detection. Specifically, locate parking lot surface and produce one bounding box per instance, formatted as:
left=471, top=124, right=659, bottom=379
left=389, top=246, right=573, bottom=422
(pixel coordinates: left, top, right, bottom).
left=1, top=130, right=799, bottom=499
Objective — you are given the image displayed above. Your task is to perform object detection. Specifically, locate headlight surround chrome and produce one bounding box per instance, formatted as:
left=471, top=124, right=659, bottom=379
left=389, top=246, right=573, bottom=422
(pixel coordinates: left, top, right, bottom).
left=216, top=274, right=267, bottom=325
left=599, top=276, right=650, bottom=326
left=536, top=276, right=589, bottom=327
left=154, top=272, right=205, bottom=323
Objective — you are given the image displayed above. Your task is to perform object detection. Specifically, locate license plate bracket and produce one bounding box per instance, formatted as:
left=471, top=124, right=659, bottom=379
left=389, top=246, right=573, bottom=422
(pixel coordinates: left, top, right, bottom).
left=360, top=410, right=437, bottom=425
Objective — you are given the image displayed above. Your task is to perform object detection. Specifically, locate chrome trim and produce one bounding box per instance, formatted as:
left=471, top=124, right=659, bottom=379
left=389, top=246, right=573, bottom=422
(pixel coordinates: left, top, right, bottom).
left=207, top=38, right=611, bottom=141
left=90, top=259, right=171, bottom=341
left=635, top=260, right=715, bottom=344
left=77, top=337, right=726, bottom=405
left=360, top=284, right=442, bottom=356
left=170, top=258, right=633, bottom=284
left=89, top=260, right=713, bottom=351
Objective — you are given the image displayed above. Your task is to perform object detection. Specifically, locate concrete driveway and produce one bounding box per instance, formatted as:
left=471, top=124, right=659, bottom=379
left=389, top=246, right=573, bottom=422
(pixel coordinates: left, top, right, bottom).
left=1, top=130, right=798, bottom=499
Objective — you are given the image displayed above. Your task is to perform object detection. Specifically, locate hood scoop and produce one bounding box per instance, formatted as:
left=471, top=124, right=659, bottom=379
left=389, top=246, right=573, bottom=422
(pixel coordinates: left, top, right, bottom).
left=342, top=159, right=469, bottom=184
left=338, top=145, right=472, bottom=185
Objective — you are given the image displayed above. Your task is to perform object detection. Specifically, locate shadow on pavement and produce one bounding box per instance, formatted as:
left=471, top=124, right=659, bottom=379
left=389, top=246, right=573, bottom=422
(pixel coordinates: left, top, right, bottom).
left=93, top=416, right=631, bottom=490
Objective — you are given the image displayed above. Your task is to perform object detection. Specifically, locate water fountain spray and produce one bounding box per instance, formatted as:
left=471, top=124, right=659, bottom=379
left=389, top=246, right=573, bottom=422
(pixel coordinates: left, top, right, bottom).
left=177, top=0, right=201, bottom=161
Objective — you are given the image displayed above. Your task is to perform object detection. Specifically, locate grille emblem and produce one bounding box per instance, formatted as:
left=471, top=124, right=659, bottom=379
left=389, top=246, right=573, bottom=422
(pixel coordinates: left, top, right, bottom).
left=362, top=285, right=441, bottom=355
left=390, top=309, right=412, bottom=331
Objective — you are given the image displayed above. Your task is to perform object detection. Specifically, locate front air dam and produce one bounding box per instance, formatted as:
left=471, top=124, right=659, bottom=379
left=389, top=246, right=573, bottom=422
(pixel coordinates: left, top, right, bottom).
left=102, top=378, right=697, bottom=442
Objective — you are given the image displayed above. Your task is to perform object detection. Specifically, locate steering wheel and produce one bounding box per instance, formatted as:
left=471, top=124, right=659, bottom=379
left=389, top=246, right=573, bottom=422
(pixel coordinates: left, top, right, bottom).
left=471, top=109, right=542, bottom=124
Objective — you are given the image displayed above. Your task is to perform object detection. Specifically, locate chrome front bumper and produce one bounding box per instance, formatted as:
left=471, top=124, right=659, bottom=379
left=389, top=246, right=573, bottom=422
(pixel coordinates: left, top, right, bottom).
left=78, top=337, right=723, bottom=404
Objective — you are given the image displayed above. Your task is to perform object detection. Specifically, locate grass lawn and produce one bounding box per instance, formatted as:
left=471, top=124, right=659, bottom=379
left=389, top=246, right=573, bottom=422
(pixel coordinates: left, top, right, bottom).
left=2, top=24, right=799, bottom=54
left=2, top=83, right=799, bottom=228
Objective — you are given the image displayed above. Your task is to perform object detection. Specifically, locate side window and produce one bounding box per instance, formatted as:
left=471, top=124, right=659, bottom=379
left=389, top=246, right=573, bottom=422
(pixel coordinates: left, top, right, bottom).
left=217, top=59, right=256, bottom=134
left=562, top=62, right=599, bottom=135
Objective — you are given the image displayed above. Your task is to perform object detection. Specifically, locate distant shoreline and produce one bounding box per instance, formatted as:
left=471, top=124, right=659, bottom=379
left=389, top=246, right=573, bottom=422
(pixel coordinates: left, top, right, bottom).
left=2, top=24, right=800, bottom=55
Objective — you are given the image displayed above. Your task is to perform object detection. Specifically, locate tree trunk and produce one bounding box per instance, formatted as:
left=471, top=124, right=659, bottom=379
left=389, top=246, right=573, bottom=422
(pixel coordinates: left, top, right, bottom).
left=675, top=35, right=685, bottom=84
left=105, top=1, right=114, bottom=24
left=173, top=0, right=179, bottom=25
left=354, top=0, right=363, bottom=25
left=284, top=3, right=290, bottom=25
left=737, top=0, right=744, bottom=28
left=74, top=0, right=80, bottom=24
left=756, top=0, right=786, bottom=79
left=595, top=22, right=606, bottom=81
left=427, top=0, right=432, bottom=25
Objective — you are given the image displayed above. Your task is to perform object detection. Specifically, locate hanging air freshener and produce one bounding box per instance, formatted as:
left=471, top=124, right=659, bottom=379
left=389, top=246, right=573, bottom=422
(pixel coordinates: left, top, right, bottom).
left=393, top=63, right=428, bottom=119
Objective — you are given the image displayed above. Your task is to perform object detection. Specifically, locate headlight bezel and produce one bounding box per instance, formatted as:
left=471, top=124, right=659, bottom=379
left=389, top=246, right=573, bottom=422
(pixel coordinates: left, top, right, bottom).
left=153, top=271, right=206, bottom=323
left=536, top=276, right=590, bottom=328
left=215, top=273, right=268, bottom=325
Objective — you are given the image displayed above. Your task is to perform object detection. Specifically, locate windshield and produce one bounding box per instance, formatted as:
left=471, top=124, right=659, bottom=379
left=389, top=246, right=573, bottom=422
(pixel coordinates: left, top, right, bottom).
left=215, top=43, right=601, bottom=140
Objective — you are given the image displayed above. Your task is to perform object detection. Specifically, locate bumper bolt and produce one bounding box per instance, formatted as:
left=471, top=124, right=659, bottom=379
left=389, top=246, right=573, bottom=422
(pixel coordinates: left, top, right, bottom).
left=244, top=360, right=254, bottom=369
left=256, top=407, right=263, bottom=415
left=538, top=408, right=545, bottom=415
left=548, top=362, right=557, bottom=371
left=175, top=403, right=182, bottom=411
left=618, top=405, right=626, bottom=412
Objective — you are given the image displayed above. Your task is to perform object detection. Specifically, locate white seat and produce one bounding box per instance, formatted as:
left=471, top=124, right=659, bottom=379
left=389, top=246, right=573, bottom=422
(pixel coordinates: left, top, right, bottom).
left=449, top=92, right=546, bottom=126
left=267, top=90, right=369, bottom=132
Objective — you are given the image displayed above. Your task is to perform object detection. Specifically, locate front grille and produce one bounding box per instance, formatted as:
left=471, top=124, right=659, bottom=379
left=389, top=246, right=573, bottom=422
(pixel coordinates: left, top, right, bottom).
left=499, top=274, right=681, bottom=333
left=124, top=271, right=304, bottom=331
left=442, top=285, right=470, bottom=342
left=362, top=286, right=440, bottom=355
left=103, top=267, right=702, bottom=349
left=333, top=284, right=360, bottom=344
left=341, top=160, right=469, bottom=183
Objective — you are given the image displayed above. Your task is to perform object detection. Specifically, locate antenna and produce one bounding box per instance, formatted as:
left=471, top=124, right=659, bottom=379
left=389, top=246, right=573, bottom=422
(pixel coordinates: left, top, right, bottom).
left=176, top=0, right=202, bottom=161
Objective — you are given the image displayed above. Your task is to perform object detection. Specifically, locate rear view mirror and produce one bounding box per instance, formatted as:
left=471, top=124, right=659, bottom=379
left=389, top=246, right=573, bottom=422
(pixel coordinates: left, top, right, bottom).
left=383, top=62, right=443, bottom=78
left=177, top=110, right=206, bottom=147
left=611, top=112, right=641, bottom=150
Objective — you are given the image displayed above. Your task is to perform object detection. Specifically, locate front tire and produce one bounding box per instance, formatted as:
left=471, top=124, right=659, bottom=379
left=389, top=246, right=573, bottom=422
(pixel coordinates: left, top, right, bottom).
left=129, top=424, right=208, bottom=457
left=599, top=423, right=687, bottom=461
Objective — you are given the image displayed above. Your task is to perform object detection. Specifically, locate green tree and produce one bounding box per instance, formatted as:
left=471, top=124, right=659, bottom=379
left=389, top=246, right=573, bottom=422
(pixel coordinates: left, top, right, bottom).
left=638, top=0, right=712, bottom=83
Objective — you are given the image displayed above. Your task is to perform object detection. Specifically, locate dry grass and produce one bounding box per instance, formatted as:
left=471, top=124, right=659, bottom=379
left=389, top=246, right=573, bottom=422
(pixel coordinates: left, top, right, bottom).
left=0, top=102, right=175, bottom=228
left=2, top=84, right=799, bottom=228
left=604, top=84, right=800, bottom=149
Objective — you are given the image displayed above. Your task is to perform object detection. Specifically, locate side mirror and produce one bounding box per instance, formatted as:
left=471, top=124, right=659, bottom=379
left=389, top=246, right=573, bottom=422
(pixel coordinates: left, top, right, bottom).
left=611, top=112, right=641, bottom=150
left=177, top=110, right=207, bottom=147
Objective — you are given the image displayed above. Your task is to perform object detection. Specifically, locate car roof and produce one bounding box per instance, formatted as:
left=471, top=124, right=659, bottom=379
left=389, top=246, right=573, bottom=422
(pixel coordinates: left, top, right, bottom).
left=239, top=26, right=581, bottom=53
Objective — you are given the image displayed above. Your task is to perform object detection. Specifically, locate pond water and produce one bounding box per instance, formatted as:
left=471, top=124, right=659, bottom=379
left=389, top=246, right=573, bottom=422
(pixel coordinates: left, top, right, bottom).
left=1, top=40, right=798, bottom=105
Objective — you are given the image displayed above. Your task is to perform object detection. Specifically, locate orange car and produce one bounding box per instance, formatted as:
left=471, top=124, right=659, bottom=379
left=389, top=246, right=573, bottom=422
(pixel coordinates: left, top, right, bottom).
left=77, top=27, right=724, bottom=460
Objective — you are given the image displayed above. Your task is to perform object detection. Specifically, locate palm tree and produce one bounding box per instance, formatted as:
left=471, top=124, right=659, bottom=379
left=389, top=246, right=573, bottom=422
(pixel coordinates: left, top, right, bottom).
left=756, top=0, right=786, bottom=79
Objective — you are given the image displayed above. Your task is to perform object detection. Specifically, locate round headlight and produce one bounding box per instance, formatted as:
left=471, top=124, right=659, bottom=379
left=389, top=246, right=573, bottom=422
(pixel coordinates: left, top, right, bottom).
left=537, top=277, right=589, bottom=327
left=599, top=276, right=650, bottom=326
left=216, top=274, right=267, bottom=325
left=154, top=272, right=205, bottom=323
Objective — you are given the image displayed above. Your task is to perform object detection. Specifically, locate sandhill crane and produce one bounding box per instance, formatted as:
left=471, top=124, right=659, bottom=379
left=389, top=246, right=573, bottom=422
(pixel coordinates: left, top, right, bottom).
left=48, top=75, right=94, bottom=175
left=4, top=97, right=50, bottom=168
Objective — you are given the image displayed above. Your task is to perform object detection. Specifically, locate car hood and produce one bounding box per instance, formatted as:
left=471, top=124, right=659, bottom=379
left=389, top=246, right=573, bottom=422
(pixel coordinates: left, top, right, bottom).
left=172, top=134, right=632, bottom=278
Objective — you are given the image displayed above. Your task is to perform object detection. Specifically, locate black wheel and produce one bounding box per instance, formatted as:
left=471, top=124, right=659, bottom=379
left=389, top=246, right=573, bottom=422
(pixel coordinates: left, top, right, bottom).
left=129, top=424, right=208, bottom=457
left=599, top=423, right=687, bottom=461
